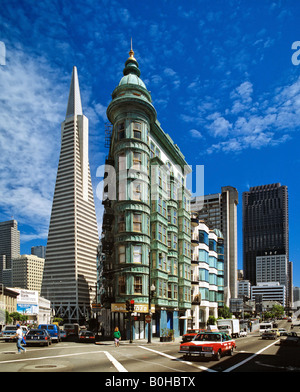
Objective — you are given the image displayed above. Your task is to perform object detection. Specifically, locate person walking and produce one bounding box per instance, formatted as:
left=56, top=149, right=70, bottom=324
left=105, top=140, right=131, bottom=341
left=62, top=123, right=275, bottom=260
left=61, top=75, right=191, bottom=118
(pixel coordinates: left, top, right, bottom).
left=15, top=324, right=26, bottom=354
left=113, top=327, right=121, bottom=347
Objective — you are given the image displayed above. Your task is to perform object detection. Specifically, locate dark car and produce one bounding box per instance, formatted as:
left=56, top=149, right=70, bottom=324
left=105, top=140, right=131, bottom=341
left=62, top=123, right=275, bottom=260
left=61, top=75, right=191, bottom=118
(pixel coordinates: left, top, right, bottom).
left=280, top=332, right=300, bottom=346
left=25, top=329, right=52, bottom=346
left=38, top=324, right=61, bottom=342
left=78, top=330, right=95, bottom=343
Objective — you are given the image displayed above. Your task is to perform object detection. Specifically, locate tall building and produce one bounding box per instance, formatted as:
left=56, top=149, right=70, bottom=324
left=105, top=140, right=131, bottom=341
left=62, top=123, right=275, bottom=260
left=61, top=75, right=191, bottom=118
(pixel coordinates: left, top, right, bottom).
left=31, top=245, right=46, bottom=259
left=41, top=67, right=99, bottom=323
left=12, top=254, right=45, bottom=294
left=191, top=186, right=238, bottom=305
left=243, top=184, right=289, bottom=281
left=243, top=183, right=291, bottom=307
left=99, top=46, right=192, bottom=338
left=0, top=220, right=20, bottom=284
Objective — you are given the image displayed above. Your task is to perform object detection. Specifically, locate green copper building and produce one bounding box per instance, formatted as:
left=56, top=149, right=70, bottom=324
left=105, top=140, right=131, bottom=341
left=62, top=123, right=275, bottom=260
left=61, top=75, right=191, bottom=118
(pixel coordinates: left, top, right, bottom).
left=99, top=46, right=191, bottom=339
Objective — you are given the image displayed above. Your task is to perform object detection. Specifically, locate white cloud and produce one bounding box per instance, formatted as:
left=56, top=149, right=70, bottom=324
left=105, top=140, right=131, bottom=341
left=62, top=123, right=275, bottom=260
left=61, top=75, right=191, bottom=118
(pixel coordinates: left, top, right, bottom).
left=189, top=129, right=204, bottom=139
left=0, top=49, right=66, bottom=236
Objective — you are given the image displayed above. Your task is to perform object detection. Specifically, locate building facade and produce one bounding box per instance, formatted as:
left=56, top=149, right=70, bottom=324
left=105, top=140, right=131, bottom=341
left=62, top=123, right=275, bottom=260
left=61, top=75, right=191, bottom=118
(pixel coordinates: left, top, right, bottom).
left=243, top=183, right=291, bottom=306
left=256, top=251, right=288, bottom=288
left=191, top=185, right=238, bottom=305
left=12, top=254, right=45, bottom=294
left=188, top=217, right=224, bottom=329
left=251, top=282, right=286, bottom=307
left=99, top=47, right=192, bottom=339
left=0, top=220, right=20, bottom=284
left=41, top=67, right=99, bottom=323
left=31, top=246, right=46, bottom=259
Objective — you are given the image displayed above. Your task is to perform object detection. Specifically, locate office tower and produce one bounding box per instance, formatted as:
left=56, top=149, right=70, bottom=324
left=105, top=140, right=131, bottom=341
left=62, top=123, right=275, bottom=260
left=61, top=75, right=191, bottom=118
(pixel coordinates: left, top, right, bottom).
left=41, top=67, right=99, bottom=323
left=31, top=245, right=46, bottom=259
left=12, top=254, right=45, bottom=294
left=243, top=183, right=289, bottom=283
left=191, top=186, right=238, bottom=305
left=99, top=46, right=191, bottom=338
left=0, top=220, right=20, bottom=284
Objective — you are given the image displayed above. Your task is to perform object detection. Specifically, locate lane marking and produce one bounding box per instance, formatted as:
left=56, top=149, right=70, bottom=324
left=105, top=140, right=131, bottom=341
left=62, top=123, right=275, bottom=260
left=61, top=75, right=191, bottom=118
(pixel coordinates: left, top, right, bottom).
left=0, top=348, right=128, bottom=373
left=139, top=345, right=218, bottom=372
left=224, top=339, right=280, bottom=372
left=104, top=351, right=128, bottom=372
left=0, top=350, right=105, bottom=365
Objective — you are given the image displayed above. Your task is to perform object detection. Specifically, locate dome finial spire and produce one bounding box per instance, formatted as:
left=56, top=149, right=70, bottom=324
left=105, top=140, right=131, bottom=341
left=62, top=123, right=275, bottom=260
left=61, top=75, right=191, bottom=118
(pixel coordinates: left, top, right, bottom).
left=129, top=37, right=135, bottom=59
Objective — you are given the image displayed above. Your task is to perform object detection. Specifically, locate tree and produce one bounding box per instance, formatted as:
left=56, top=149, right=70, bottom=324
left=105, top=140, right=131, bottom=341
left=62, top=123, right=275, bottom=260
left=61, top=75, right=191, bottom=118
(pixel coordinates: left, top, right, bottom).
left=207, top=316, right=217, bottom=325
left=271, top=304, right=284, bottom=319
left=9, top=312, right=28, bottom=324
left=218, top=306, right=232, bottom=319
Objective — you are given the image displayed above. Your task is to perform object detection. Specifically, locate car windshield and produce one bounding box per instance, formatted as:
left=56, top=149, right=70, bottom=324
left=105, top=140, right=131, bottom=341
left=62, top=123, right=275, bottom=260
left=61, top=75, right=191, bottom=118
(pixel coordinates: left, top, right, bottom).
left=4, top=326, right=17, bottom=331
left=28, top=330, right=45, bottom=336
left=194, top=333, right=221, bottom=342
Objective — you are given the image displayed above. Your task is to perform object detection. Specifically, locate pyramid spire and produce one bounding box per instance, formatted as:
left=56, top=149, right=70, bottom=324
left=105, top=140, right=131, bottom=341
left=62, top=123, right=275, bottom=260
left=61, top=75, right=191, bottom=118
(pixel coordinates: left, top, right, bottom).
left=66, top=66, right=83, bottom=118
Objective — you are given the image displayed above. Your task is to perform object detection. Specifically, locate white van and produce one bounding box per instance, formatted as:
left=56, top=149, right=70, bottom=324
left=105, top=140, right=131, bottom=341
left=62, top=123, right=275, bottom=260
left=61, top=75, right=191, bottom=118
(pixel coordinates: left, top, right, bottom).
left=259, top=322, right=272, bottom=335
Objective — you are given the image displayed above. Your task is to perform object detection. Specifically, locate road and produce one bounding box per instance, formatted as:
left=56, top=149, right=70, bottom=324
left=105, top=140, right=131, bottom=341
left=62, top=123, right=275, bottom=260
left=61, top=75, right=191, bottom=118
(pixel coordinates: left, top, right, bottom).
left=0, top=320, right=299, bottom=375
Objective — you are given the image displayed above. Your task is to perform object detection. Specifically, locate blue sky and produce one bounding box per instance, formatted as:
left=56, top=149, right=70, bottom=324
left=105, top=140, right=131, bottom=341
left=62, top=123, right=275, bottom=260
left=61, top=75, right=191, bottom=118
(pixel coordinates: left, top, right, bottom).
left=1, top=1, right=300, bottom=286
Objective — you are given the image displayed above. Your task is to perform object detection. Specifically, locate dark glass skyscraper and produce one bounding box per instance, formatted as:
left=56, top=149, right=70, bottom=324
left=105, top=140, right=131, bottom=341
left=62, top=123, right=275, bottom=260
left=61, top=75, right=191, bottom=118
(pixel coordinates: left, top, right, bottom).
left=243, top=183, right=289, bottom=287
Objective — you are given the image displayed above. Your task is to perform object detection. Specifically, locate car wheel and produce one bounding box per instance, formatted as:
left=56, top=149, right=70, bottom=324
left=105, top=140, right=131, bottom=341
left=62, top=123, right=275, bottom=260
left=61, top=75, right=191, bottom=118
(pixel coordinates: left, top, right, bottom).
left=215, top=350, right=221, bottom=361
left=228, top=346, right=234, bottom=356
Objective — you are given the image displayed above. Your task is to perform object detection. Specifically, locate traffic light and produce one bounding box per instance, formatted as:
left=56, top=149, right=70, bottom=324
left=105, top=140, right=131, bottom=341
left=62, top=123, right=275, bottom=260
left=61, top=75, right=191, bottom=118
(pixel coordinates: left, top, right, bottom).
left=126, top=300, right=130, bottom=311
left=130, top=299, right=135, bottom=312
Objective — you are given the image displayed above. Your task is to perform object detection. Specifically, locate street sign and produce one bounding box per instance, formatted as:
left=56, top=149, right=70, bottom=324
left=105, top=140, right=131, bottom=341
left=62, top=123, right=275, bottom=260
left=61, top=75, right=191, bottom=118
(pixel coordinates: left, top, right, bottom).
left=145, top=314, right=151, bottom=323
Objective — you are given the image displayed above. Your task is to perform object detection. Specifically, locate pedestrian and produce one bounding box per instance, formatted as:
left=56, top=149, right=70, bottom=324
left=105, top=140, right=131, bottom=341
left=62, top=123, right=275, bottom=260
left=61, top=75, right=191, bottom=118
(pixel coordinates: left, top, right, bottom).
left=15, top=324, right=26, bottom=354
left=113, top=327, right=121, bottom=347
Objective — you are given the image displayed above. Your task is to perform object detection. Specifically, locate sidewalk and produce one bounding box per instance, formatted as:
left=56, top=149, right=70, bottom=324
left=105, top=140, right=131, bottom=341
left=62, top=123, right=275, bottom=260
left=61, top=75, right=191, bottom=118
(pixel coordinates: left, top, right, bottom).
left=95, top=336, right=182, bottom=346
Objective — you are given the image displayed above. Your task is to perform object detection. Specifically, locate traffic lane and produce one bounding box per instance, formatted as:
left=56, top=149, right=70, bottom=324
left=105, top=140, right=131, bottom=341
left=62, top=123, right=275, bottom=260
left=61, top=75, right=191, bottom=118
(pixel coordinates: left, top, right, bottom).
left=104, top=344, right=211, bottom=372
left=165, top=334, right=281, bottom=372
left=0, top=342, right=125, bottom=372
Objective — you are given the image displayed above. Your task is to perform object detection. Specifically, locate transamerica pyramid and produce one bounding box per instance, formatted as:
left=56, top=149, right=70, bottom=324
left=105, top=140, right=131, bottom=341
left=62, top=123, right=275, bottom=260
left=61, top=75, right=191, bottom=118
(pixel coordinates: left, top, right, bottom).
left=41, top=67, right=99, bottom=323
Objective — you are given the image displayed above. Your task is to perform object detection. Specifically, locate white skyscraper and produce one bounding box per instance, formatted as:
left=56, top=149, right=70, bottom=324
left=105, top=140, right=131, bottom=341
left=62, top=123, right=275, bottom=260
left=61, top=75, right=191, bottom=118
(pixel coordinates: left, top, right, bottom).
left=41, top=67, right=99, bottom=322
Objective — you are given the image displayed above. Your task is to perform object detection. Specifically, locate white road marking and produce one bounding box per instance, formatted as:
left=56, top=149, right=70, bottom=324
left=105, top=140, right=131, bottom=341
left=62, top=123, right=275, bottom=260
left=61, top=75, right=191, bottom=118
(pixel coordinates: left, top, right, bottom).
left=104, top=351, right=128, bottom=372
left=0, top=349, right=126, bottom=373
left=224, top=339, right=280, bottom=372
left=139, top=345, right=218, bottom=372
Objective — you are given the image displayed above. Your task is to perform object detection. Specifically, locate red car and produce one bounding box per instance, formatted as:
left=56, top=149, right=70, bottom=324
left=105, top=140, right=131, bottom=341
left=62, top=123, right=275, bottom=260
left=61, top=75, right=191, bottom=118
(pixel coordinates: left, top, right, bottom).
left=182, top=329, right=205, bottom=343
left=179, top=332, right=236, bottom=361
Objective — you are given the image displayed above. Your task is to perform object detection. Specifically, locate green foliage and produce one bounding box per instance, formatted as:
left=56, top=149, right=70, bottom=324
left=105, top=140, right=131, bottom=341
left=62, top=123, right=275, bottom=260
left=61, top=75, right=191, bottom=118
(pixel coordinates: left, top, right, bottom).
left=218, top=306, right=232, bottom=319
left=207, top=315, right=217, bottom=325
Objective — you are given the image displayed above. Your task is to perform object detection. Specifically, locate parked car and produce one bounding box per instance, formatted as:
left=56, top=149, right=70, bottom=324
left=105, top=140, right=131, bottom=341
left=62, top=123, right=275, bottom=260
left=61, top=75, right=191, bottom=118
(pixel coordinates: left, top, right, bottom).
left=239, top=330, right=248, bottom=337
left=179, top=332, right=236, bottom=361
left=25, top=329, right=52, bottom=346
left=38, top=324, right=61, bottom=342
left=182, top=329, right=205, bottom=343
left=78, top=330, right=96, bottom=343
left=280, top=332, right=300, bottom=346
left=0, top=325, right=18, bottom=342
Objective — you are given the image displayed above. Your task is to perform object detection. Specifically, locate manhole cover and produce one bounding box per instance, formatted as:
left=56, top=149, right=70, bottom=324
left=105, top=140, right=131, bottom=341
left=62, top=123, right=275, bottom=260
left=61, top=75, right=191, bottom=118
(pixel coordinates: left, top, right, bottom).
left=35, top=365, right=57, bottom=369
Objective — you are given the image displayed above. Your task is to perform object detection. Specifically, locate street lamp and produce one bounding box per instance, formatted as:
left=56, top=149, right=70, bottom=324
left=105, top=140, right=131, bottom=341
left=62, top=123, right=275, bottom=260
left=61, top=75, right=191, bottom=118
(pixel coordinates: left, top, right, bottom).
left=147, top=282, right=156, bottom=343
